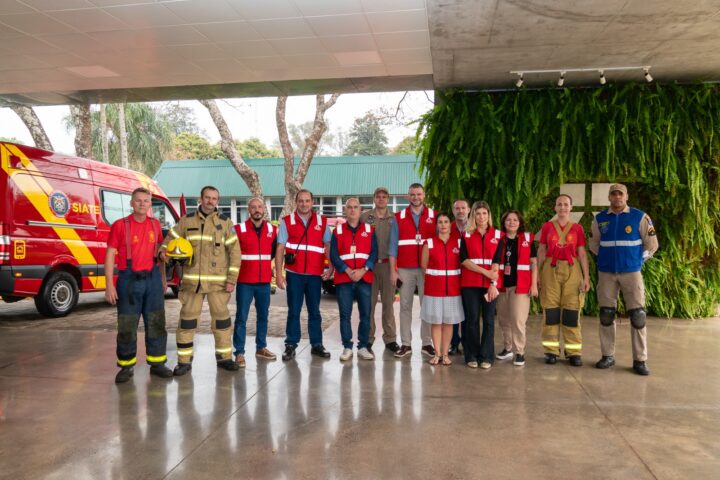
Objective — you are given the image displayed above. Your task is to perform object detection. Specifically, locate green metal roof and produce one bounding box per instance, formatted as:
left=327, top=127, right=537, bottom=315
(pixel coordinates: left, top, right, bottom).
left=153, top=155, right=424, bottom=197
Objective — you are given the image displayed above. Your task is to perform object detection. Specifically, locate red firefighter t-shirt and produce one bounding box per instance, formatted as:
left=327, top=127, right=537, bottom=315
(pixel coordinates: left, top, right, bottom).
left=107, top=216, right=161, bottom=272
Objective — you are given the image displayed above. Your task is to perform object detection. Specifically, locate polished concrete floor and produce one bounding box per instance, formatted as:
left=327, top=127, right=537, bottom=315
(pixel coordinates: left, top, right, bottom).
left=1, top=314, right=719, bottom=480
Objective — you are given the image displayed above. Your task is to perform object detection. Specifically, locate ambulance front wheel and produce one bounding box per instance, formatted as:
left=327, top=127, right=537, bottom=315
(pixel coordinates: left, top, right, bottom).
left=34, top=271, right=79, bottom=317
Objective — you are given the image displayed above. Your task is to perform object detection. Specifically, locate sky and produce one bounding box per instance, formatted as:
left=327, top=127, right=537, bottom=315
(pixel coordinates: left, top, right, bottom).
left=0, top=90, right=434, bottom=157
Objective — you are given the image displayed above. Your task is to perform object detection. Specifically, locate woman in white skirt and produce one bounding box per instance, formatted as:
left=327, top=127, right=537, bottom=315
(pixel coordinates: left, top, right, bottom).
left=421, top=212, right=464, bottom=365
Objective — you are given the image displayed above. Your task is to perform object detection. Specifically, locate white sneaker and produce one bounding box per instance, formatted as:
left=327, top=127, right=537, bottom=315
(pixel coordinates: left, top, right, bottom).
left=357, top=347, right=375, bottom=360
left=340, top=348, right=353, bottom=361
left=480, top=362, right=492, bottom=369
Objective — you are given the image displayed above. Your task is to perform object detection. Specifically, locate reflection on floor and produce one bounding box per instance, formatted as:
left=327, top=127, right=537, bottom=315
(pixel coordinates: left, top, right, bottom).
left=1, top=315, right=719, bottom=479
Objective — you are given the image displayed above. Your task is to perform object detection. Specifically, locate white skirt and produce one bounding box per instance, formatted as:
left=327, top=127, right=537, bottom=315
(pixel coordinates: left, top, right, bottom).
left=421, top=295, right=465, bottom=325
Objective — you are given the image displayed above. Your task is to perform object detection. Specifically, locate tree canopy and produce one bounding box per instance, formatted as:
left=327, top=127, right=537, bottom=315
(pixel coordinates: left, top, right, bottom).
left=343, top=112, right=388, bottom=156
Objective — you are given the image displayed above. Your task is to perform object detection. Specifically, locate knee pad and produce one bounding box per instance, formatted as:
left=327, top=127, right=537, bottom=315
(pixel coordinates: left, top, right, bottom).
left=561, top=309, right=579, bottom=328
left=599, top=307, right=616, bottom=326
left=544, top=307, right=561, bottom=325
left=117, top=331, right=136, bottom=343
left=214, top=318, right=232, bottom=330
left=180, top=318, right=198, bottom=330
left=629, top=308, right=647, bottom=329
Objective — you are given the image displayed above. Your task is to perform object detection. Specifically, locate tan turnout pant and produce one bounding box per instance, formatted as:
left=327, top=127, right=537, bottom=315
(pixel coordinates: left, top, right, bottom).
left=176, top=286, right=233, bottom=363
left=540, top=259, right=584, bottom=357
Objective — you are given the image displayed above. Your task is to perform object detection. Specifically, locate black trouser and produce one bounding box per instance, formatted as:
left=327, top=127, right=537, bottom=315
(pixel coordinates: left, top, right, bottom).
left=461, top=287, right=496, bottom=363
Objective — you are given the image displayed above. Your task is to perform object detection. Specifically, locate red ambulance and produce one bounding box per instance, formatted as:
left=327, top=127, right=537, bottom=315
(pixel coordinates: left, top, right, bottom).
left=0, top=141, right=179, bottom=317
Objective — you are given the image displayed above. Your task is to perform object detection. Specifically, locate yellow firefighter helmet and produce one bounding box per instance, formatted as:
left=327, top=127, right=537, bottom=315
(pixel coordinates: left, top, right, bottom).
left=165, top=237, right=193, bottom=265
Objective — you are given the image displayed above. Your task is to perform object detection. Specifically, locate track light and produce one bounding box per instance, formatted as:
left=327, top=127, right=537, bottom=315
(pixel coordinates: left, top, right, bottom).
left=557, top=72, right=565, bottom=87
left=599, top=70, right=606, bottom=85
left=644, top=67, right=653, bottom=82
left=510, top=65, right=652, bottom=87
left=515, top=73, right=524, bottom=88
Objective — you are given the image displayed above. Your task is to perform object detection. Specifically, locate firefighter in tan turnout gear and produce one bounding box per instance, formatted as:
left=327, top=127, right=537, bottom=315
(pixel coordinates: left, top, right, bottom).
left=161, top=185, right=241, bottom=376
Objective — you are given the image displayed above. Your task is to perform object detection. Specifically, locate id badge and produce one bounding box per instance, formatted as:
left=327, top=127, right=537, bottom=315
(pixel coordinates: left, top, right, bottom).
left=415, top=234, right=422, bottom=244
left=350, top=245, right=356, bottom=254
left=504, top=265, right=511, bottom=275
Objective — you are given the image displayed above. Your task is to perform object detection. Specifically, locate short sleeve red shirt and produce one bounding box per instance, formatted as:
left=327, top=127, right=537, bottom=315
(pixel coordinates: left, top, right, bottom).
left=539, top=221, right=586, bottom=262
left=107, top=216, right=161, bottom=272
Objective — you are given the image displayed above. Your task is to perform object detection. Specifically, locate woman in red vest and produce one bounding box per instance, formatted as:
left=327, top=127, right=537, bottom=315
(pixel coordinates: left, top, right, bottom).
left=421, top=212, right=464, bottom=366
left=491, top=210, right=538, bottom=367
left=459, top=201, right=501, bottom=369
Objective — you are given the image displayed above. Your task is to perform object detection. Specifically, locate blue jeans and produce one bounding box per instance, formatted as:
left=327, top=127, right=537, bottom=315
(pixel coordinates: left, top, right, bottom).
left=233, top=282, right=270, bottom=355
left=285, top=271, right=323, bottom=348
left=335, top=281, right=371, bottom=349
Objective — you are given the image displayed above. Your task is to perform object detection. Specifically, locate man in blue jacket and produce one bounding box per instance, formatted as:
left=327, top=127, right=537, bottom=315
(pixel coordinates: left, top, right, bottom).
left=589, top=184, right=658, bottom=375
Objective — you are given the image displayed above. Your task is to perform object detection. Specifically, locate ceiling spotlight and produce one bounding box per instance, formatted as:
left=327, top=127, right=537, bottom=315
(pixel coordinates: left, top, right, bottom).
left=557, top=72, right=565, bottom=87
left=644, top=67, right=653, bottom=82
left=599, top=70, right=607, bottom=85
left=515, top=73, right=524, bottom=88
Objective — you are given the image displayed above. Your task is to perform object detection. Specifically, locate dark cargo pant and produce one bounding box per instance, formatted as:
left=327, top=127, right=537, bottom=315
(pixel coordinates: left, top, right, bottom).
left=116, top=265, right=168, bottom=367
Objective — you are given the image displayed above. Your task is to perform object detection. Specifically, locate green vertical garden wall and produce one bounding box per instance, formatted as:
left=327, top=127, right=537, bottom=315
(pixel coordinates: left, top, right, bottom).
left=416, top=83, right=720, bottom=317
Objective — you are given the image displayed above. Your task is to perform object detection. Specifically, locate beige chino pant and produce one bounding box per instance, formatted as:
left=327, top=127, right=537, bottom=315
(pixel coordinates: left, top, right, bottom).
left=496, top=287, right=531, bottom=355
left=398, top=267, right=432, bottom=347
left=596, top=271, right=648, bottom=361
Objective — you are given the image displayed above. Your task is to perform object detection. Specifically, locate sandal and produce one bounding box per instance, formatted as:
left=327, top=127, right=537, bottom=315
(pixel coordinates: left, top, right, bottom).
left=429, top=355, right=440, bottom=365
left=442, top=355, right=452, bottom=366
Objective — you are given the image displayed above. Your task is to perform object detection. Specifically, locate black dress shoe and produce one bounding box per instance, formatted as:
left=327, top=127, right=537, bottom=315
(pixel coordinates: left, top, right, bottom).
left=544, top=353, right=558, bottom=365
left=173, top=363, right=192, bottom=376
left=568, top=356, right=583, bottom=367
left=633, top=360, right=650, bottom=376
left=115, top=366, right=134, bottom=384
left=217, top=359, right=240, bottom=371
left=150, top=364, right=173, bottom=378
left=448, top=345, right=459, bottom=356
left=385, top=342, right=400, bottom=353
left=595, top=356, right=616, bottom=369
left=282, top=345, right=297, bottom=361
left=311, top=345, right=331, bottom=358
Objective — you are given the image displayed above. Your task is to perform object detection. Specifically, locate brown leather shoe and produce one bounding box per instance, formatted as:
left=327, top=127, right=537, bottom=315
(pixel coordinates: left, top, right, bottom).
left=234, top=354, right=246, bottom=368
left=255, top=348, right=277, bottom=361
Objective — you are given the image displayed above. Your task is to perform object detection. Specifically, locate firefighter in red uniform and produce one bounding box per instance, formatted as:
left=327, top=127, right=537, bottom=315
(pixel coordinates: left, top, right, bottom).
left=389, top=183, right=436, bottom=358
left=105, top=187, right=173, bottom=384
left=232, top=197, right=278, bottom=368
left=275, top=189, right=334, bottom=361
left=537, top=194, right=590, bottom=366
left=331, top=198, right=378, bottom=361
left=421, top=212, right=464, bottom=366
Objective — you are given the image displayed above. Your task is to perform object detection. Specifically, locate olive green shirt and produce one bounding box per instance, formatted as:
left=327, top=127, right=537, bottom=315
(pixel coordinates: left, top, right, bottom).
left=360, top=208, right=394, bottom=260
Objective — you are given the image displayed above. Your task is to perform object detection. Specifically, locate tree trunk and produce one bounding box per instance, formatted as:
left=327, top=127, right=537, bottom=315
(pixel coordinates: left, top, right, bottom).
left=277, top=93, right=340, bottom=217
left=117, top=103, right=129, bottom=169
left=69, top=104, right=92, bottom=159
left=100, top=104, right=109, bottom=163
left=199, top=99, right=263, bottom=198
left=6, top=103, right=53, bottom=151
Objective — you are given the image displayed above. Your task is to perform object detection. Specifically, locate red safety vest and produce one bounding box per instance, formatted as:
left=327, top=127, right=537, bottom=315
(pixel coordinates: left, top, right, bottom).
left=460, top=227, right=503, bottom=288
left=498, top=232, right=534, bottom=294
left=333, top=222, right=374, bottom=285
left=450, top=222, right=465, bottom=242
left=235, top=219, right=276, bottom=284
left=283, top=212, right=327, bottom=276
left=395, top=206, right=436, bottom=268
left=424, top=235, right=462, bottom=297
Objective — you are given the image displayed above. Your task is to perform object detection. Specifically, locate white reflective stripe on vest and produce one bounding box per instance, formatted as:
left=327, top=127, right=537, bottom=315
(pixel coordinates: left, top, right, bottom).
left=426, top=269, right=461, bottom=276
left=239, top=222, right=247, bottom=233
left=340, top=253, right=370, bottom=260
left=285, top=243, right=325, bottom=254
left=398, top=239, right=423, bottom=246
left=470, top=258, right=492, bottom=265
left=187, top=234, right=213, bottom=242
left=517, top=264, right=531, bottom=271
left=182, top=274, right=228, bottom=281
left=241, top=254, right=272, bottom=261
left=599, top=239, right=643, bottom=247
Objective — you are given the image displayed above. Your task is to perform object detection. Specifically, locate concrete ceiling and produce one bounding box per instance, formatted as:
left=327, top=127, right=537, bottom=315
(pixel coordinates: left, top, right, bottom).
left=1, top=0, right=719, bottom=106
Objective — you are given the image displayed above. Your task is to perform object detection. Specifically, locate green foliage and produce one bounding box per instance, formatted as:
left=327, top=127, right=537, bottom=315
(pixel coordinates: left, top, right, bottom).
left=91, top=103, right=173, bottom=175
left=344, top=112, right=389, bottom=156
left=417, top=83, right=720, bottom=317
left=157, top=102, right=200, bottom=135
left=234, top=137, right=280, bottom=159
left=392, top=135, right=417, bottom=155
left=171, top=132, right=223, bottom=159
